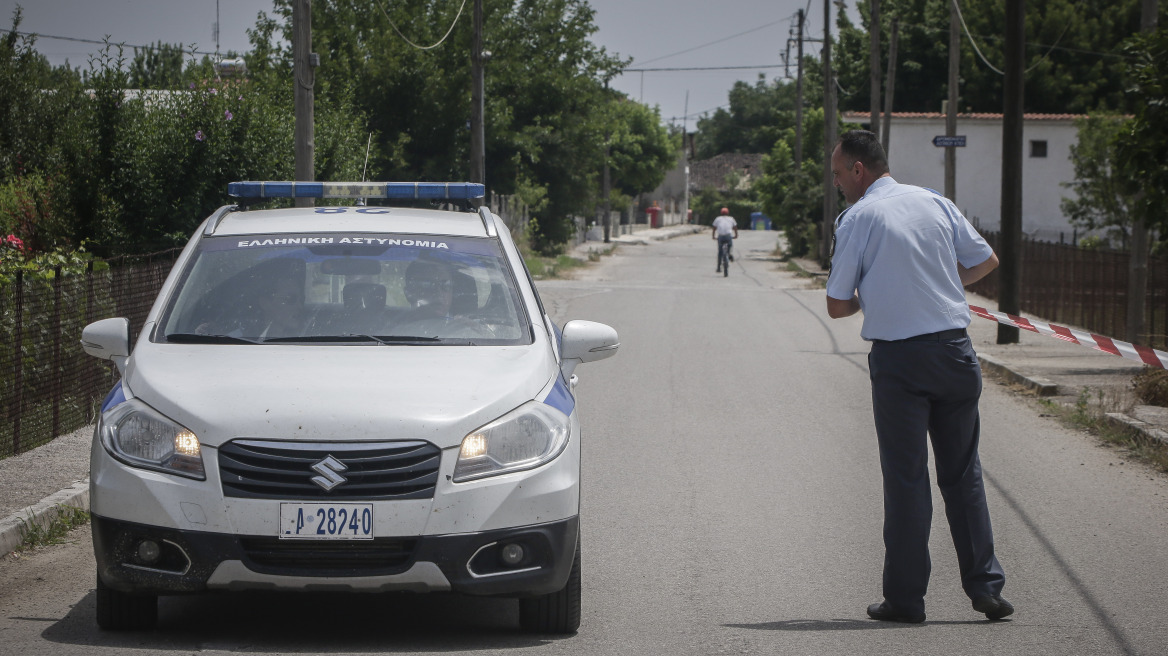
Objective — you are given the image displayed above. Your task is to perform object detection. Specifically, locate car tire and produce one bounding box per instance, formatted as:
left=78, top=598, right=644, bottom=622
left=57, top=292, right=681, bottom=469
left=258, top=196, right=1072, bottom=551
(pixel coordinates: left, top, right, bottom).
left=95, top=572, right=158, bottom=630
left=519, top=534, right=581, bottom=634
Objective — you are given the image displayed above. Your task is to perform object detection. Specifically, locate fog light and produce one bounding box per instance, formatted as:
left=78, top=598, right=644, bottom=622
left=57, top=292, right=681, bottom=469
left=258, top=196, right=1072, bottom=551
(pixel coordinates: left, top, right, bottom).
left=136, top=539, right=161, bottom=565
left=500, top=543, right=525, bottom=566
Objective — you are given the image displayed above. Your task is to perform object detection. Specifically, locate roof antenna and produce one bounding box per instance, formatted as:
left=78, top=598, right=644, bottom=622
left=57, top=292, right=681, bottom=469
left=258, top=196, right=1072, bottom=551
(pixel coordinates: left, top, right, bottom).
left=357, top=132, right=372, bottom=206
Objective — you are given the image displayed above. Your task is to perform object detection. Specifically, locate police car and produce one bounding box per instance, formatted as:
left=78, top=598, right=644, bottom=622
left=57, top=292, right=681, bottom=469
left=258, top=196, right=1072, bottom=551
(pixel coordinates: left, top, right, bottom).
left=80, top=181, right=619, bottom=633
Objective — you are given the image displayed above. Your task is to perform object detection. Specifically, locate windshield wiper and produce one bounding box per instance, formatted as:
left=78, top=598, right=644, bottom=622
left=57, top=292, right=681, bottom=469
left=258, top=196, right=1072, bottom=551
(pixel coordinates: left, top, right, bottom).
left=166, top=333, right=259, bottom=345
left=261, top=334, right=442, bottom=344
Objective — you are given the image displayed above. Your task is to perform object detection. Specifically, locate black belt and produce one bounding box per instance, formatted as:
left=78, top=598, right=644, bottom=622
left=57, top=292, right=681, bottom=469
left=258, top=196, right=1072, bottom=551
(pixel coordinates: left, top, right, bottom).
left=881, top=328, right=968, bottom=343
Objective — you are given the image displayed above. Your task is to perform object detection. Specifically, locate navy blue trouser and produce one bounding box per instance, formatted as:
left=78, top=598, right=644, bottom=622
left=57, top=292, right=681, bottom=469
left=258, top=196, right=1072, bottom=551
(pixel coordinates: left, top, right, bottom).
left=868, top=334, right=1005, bottom=615
left=716, top=234, right=733, bottom=268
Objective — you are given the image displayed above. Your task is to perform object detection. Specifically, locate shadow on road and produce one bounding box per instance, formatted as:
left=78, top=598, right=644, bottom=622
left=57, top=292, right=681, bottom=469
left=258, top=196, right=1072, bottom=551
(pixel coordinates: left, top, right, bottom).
left=40, top=589, right=565, bottom=652
left=725, top=618, right=1003, bottom=631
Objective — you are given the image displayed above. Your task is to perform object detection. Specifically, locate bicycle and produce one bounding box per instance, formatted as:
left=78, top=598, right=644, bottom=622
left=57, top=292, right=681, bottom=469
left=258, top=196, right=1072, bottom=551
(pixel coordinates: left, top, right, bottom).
left=718, top=239, right=730, bottom=277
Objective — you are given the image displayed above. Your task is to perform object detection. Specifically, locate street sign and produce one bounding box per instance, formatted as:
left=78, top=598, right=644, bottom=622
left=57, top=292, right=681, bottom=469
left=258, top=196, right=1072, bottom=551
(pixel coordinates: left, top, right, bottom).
left=933, top=135, right=967, bottom=147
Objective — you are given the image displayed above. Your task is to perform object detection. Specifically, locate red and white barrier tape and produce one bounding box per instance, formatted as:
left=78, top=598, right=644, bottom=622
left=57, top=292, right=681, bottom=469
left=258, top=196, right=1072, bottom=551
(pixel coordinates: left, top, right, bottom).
left=968, top=305, right=1168, bottom=370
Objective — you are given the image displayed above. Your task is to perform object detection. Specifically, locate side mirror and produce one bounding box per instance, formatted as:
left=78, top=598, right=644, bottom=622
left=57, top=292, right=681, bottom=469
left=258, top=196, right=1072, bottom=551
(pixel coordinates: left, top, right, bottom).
left=81, top=318, right=131, bottom=375
left=560, top=320, right=619, bottom=378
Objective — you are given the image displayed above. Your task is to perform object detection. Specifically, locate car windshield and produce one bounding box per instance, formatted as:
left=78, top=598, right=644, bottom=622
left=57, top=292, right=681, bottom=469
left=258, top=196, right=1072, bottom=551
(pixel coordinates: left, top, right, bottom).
left=157, top=232, right=532, bottom=345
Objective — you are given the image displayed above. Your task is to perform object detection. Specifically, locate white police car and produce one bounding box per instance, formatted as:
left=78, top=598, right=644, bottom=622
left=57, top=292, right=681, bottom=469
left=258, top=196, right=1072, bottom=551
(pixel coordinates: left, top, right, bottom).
left=80, top=181, right=618, bottom=633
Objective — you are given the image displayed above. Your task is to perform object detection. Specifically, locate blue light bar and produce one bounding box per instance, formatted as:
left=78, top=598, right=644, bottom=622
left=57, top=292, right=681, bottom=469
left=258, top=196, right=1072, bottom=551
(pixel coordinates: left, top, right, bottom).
left=227, top=181, right=486, bottom=200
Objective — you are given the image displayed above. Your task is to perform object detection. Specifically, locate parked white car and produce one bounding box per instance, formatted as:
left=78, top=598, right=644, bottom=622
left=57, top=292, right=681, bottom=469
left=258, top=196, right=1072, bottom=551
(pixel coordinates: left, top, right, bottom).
left=81, top=182, right=618, bottom=634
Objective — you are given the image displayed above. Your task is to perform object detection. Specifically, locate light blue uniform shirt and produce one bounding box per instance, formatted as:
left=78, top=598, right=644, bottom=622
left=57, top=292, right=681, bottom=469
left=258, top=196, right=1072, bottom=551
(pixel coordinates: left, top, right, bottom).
left=826, top=176, right=994, bottom=341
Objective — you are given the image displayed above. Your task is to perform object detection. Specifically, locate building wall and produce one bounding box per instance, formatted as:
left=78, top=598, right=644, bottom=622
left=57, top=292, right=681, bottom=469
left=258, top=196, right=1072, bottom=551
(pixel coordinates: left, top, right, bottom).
left=641, top=152, right=688, bottom=226
left=875, top=114, right=1082, bottom=243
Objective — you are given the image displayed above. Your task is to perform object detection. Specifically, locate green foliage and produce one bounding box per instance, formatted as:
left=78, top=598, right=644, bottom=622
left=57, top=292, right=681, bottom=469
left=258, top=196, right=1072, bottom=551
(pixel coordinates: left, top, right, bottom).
left=1057, top=26, right=1168, bottom=252
left=0, top=244, right=94, bottom=285
left=109, top=77, right=296, bottom=249
left=0, top=173, right=70, bottom=252
left=688, top=189, right=756, bottom=229
left=605, top=98, right=677, bottom=198
left=835, top=0, right=1163, bottom=115
left=0, top=9, right=86, bottom=184
left=1061, top=114, right=1134, bottom=247
left=17, top=504, right=90, bottom=550
left=1114, top=27, right=1168, bottom=236
left=257, top=0, right=669, bottom=253
left=0, top=10, right=369, bottom=256
left=1077, top=235, right=1106, bottom=250
left=752, top=107, right=847, bottom=258
left=4, top=0, right=675, bottom=257
left=1132, top=367, right=1168, bottom=407
left=694, top=70, right=822, bottom=159
left=128, top=41, right=188, bottom=89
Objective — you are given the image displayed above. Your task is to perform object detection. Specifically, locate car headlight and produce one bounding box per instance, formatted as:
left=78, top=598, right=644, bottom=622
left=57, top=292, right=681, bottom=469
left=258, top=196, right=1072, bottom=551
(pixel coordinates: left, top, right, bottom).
left=453, top=401, right=570, bottom=483
left=100, top=398, right=205, bottom=480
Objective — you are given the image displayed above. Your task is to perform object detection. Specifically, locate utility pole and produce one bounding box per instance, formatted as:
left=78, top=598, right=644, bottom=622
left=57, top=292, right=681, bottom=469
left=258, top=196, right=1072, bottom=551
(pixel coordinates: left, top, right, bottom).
left=881, top=17, right=899, bottom=154
left=795, top=8, right=805, bottom=169
left=868, top=0, right=881, bottom=141
left=945, top=0, right=959, bottom=202
left=293, top=0, right=315, bottom=208
left=602, top=79, right=612, bottom=243
left=682, top=90, right=690, bottom=228
left=820, top=0, right=837, bottom=267
left=470, top=0, right=485, bottom=194
left=997, top=0, right=1024, bottom=344
left=1127, top=0, right=1157, bottom=344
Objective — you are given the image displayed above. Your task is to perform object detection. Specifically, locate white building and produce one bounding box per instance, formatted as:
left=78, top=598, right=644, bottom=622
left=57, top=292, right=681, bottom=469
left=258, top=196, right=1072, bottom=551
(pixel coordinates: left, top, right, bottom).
left=844, top=112, right=1086, bottom=243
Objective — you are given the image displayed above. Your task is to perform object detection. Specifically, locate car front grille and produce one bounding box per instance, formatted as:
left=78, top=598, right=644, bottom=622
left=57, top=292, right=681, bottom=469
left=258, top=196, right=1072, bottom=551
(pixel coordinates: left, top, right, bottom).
left=218, top=439, right=441, bottom=500
left=239, top=537, right=417, bottom=576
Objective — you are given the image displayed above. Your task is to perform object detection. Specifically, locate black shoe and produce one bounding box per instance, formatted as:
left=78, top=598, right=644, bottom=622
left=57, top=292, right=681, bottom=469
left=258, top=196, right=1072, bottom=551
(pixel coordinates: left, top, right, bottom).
left=972, top=595, right=1014, bottom=620
left=729, top=254, right=734, bottom=262
left=866, top=601, right=925, bottom=624
left=715, top=268, right=721, bottom=272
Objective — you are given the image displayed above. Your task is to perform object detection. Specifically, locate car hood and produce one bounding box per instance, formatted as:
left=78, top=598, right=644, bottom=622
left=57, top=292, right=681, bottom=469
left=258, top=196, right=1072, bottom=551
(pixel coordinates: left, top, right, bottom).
left=122, top=342, right=556, bottom=449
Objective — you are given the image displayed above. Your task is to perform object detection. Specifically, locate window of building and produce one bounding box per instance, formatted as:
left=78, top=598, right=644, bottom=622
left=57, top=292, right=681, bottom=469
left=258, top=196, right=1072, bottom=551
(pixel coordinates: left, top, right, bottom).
left=1030, top=140, right=1048, bottom=158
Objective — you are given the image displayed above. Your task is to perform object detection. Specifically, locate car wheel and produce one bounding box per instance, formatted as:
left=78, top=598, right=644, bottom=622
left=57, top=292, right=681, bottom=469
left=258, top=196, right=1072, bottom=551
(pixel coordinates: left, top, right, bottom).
left=519, top=534, right=581, bottom=634
left=95, top=572, right=158, bottom=630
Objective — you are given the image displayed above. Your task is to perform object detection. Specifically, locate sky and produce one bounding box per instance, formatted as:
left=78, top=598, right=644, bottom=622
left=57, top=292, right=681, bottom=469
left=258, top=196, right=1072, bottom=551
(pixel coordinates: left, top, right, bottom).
left=0, top=0, right=847, bottom=126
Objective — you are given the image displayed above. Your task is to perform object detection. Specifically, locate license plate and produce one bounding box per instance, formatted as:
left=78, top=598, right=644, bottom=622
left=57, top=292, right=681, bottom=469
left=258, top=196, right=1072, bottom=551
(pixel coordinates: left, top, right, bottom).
left=279, top=503, right=374, bottom=539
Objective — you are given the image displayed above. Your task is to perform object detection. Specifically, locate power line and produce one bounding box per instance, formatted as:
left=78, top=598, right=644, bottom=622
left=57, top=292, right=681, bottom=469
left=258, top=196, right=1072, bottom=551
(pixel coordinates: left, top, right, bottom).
left=371, top=0, right=468, bottom=51
left=950, top=0, right=1005, bottom=74
left=666, top=103, right=731, bottom=123
left=0, top=28, right=217, bottom=57
left=625, top=64, right=785, bottom=73
left=635, top=17, right=789, bottom=66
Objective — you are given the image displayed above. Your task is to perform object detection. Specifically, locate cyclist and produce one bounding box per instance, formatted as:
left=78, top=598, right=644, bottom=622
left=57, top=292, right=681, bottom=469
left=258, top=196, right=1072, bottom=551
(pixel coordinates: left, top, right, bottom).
left=712, top=207, right=738, bottom=274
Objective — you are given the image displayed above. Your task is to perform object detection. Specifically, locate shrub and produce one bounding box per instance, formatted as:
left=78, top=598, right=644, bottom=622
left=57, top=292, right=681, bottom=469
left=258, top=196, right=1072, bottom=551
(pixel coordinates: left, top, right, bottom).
left=1132, top=367, right=1168, bottom=406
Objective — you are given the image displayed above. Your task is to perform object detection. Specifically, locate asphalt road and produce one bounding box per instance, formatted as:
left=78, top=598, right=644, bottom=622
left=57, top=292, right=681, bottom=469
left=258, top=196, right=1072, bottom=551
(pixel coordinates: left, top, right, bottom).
left=1, top=229, right=1166, bottom=655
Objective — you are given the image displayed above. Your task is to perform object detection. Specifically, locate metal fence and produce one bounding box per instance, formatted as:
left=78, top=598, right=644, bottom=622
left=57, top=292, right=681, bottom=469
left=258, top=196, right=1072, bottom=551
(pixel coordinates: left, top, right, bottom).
left=967, top=232, right=1168, bottom=349
left=1, top=250, right=182, bottom=457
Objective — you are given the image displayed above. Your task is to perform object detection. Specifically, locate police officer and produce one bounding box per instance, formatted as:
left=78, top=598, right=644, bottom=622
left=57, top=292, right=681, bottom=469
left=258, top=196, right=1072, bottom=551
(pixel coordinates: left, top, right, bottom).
left=825, top=130, right=1012, bottom=624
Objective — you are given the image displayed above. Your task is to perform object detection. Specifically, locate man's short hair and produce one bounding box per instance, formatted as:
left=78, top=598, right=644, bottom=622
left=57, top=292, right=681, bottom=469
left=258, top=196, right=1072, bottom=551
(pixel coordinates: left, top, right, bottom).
left=838, top=129, right=889, bottom=176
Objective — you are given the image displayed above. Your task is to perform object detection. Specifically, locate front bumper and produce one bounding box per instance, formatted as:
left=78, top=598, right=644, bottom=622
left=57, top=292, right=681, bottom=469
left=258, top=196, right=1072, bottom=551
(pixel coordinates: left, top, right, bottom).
left=93, top=514, right=578, bottom=597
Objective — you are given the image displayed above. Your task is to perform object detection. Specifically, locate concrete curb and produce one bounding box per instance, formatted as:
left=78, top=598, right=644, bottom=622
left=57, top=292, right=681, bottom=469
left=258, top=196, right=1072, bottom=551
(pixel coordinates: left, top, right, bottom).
left=977, top=353, right=1060, bottom=397
left=1104, top=413, right=1168, bottom=448
left=0, top=478, right=90, bottom=556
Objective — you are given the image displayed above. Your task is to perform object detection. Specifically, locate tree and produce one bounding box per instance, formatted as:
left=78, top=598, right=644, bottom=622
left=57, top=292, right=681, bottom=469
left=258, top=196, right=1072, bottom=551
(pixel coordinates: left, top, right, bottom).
left=259, top=0, right=675, bottom=252
left=128, top=41, right=187, bottom=89
left=1058, top=25, right=1168, bottom=254
left=693, top=74, right=802, bottom=159
left=1115, top=26, right=1168, bottom=238
left=1060, top=114, right=1134, bottom=246
left=604, top=97, right=677, bottom=198
left=0, top=15, right=369, bottom=255
left=752, top=106, right=849, bottom=257
left=834, top=0, right=1164, bottom=115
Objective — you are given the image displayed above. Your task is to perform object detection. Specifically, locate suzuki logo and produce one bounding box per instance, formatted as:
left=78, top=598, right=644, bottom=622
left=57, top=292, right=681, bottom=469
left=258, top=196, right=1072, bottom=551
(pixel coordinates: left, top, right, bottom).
left=310, top=456, right=348, bottom=491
